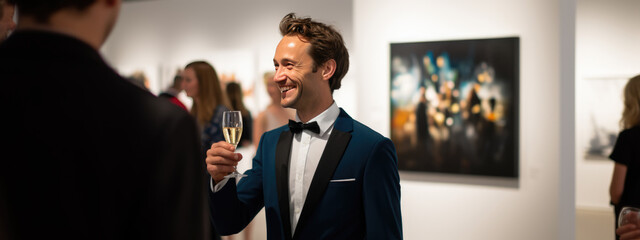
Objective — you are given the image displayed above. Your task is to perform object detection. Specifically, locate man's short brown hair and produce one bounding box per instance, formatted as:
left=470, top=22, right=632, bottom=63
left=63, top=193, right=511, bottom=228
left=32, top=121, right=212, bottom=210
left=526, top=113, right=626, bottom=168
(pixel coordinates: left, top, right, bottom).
left=279, top=13, right=349, bottom=93
left=11, top=0, right=96, bottom=23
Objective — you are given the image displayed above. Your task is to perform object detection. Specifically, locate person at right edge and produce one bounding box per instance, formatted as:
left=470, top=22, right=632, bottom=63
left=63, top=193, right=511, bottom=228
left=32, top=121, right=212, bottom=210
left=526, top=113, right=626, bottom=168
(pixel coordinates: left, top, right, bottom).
left=611, top=74, right=640, bottom=240
left=205, top=13, right=403, bottom=240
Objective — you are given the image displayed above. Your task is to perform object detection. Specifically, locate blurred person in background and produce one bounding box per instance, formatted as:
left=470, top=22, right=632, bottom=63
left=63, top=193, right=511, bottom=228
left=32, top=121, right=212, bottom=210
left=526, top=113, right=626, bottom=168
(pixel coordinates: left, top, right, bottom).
left=253, top=71, right=296, bottom=151
left=126, top=70, right=150, bottom=91
left=183, top=60, right=231, bottom=155
left=0, top=0, right=16, bottom=43
left=159, top=69, right=188, bottom=111
left=0, top=0, right=209, bottom=239
left=611, top=75, right=640, bottom=240
left=226, top=82, right=253, bottom=148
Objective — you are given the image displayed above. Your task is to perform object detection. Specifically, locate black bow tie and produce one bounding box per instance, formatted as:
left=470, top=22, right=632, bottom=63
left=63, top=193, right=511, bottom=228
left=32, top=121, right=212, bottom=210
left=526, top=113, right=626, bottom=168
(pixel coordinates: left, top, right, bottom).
left=288, top=120, right=320, bottom=134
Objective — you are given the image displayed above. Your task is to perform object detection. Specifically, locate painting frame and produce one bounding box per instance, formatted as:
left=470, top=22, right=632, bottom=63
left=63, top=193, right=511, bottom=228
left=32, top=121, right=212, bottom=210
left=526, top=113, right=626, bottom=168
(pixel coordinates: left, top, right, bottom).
left=390, top=37, right=520, bottom=178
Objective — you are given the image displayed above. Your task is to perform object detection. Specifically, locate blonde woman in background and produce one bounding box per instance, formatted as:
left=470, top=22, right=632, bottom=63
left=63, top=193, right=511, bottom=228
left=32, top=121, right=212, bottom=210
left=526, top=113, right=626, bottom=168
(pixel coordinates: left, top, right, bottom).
left=610, top=74, right=640, bottom=240
left=253, top=71, right=296, bottom=151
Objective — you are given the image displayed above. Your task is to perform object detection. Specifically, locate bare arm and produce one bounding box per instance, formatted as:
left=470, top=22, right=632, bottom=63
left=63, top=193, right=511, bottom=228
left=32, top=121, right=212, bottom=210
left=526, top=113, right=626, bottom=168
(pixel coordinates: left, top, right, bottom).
left=610, top=162, right=627, bottom=205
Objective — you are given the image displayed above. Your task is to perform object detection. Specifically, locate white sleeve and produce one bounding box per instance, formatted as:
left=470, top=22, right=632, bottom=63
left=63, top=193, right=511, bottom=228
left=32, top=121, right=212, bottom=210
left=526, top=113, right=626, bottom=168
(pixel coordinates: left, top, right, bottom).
left=210, top=177, right=231, bottom=192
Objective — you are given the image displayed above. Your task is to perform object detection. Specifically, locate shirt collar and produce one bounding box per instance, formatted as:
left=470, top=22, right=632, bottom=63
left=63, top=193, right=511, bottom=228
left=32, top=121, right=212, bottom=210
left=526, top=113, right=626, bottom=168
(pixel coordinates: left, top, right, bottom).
left=295, top=102, right=339, bottom=137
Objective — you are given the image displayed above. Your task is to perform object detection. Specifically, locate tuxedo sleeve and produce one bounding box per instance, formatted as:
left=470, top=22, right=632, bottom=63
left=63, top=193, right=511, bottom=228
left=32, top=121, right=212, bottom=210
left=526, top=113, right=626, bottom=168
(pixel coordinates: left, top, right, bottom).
left=362, top=138, right=403, bottom=239
left=209, top=134, right=266, bottom=235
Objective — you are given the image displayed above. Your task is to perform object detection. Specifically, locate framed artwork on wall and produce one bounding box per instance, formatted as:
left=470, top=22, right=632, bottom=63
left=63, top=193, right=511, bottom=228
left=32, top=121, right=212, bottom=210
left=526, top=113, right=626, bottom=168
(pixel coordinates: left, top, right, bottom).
left=578, top=76, right=628, bottom=160
left=390, top=37, right=519, bottom=178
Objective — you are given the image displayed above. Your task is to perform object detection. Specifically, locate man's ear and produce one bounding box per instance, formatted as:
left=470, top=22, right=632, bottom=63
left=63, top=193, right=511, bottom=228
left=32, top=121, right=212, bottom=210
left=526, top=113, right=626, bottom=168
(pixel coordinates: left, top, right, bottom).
left=321, top=59, right=336, bottom=81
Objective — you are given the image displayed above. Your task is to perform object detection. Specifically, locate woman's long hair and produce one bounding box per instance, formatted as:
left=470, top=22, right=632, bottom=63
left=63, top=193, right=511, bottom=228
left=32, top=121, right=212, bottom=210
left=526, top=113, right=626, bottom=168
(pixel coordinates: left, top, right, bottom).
left=185, top=61, right=230, bottom=126
left=621, top=74, right=640, bottom=129
left=226, top=82, right=250, bottom=118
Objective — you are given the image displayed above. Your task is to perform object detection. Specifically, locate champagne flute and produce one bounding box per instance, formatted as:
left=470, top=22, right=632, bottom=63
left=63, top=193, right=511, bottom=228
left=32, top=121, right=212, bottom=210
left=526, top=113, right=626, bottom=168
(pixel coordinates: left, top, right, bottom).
left=222, top=111, right=247, bottom=179
left=618, top=206, right=640, bottom=228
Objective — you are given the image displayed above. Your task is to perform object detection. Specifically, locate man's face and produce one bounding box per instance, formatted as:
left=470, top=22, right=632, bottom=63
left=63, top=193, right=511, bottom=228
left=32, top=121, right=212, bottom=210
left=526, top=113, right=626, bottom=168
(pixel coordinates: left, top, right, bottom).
left=182, top=67, right=199, bottom=98
left=0, top=4, right=16, bottom=42
left=272, top=35, right=323, bottom=110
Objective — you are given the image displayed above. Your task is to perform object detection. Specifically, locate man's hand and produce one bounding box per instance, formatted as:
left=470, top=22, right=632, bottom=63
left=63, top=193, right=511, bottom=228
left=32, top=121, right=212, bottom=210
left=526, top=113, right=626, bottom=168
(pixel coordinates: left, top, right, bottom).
left=617, top=224, right=640, bottom=240
left=617, top=210, right=640, bottom=240
left=206, top=141, right=243, bottom=184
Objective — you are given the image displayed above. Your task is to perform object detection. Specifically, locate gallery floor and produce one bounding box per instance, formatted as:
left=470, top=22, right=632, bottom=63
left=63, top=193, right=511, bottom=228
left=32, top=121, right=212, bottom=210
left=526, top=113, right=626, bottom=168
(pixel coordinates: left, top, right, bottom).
left=223, top=207, right=614, bottom=240
left=576, top=207, right=615, bottom=240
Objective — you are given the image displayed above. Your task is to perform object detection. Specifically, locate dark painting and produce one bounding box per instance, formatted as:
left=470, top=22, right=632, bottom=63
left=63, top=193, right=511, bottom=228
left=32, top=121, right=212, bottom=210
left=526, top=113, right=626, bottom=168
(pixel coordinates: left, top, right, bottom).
left=390, top=37, right=519, bottom=178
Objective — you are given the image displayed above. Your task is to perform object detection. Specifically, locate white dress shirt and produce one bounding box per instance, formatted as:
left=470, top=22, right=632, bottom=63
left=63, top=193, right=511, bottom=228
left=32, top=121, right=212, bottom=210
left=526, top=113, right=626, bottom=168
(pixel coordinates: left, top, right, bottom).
left=211, top=102, right=340, bottom=235
left=288, top=102, right=339, bottom=233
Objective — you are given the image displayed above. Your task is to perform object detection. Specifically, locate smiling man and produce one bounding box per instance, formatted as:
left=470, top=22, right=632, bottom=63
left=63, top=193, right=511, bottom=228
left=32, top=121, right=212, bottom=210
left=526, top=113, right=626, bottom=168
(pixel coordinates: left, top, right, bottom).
left=206, top=13, right=403, bottom=240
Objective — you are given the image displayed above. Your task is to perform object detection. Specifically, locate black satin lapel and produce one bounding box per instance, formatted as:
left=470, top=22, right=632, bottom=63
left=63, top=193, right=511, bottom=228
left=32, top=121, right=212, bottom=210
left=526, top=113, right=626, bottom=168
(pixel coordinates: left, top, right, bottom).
left=292, top=129, right=352, bottom=239
left=275, top=131, right=293, bottom=240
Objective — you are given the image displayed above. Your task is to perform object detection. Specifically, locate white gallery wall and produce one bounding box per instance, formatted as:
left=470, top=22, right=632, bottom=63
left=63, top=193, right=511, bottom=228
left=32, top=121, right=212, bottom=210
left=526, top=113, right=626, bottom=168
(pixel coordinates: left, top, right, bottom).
left=353, top=0, right=574, bottom=239
left=575, top=0, right=640, bottom=210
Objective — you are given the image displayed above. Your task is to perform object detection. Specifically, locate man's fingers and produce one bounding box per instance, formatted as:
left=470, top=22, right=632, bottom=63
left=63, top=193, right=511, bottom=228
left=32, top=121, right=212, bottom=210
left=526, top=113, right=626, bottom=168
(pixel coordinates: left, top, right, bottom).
left=619, top=229, right=640, bottom=240
left=205, top=141, right=244, bottom=181
left=207, top=163, right=235, bottom=175
left=206, top=152, right=242, bottom=165
left=207, top=145, right=240, bottom=161
left=206, top=154, right=242, bottom=166
left=617, top=224, right=639, bottom=240
left=210, top=141, right=235, bottom=151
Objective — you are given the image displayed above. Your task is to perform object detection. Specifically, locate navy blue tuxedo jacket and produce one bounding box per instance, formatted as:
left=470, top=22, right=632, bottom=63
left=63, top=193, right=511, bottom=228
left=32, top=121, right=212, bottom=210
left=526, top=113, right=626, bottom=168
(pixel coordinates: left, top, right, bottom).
left=209, top=109, right=402, bottom=240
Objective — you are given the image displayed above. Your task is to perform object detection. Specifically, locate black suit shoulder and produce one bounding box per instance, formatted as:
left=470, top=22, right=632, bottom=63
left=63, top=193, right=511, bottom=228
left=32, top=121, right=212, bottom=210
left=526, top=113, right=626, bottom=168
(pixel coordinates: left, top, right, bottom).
left=0, top=30, right=205, bottom=240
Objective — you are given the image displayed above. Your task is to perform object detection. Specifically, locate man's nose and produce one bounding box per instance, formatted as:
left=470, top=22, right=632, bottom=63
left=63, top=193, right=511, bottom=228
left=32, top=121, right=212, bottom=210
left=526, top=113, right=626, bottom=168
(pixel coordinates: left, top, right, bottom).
left=274, top=68, right=287, bottom=82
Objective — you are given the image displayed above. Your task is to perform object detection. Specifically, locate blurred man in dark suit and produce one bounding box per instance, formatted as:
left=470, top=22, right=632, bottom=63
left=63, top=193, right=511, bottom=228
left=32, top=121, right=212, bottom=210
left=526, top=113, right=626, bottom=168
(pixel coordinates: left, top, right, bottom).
left=0, top=1, right=209, bottom=239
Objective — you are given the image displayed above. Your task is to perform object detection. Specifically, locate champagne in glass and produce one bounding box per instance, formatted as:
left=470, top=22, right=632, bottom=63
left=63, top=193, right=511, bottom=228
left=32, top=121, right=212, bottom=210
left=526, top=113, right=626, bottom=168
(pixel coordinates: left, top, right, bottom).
left=222, top=111, right=247, bottom=178
left=223, top=126, right=243, bottom=147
